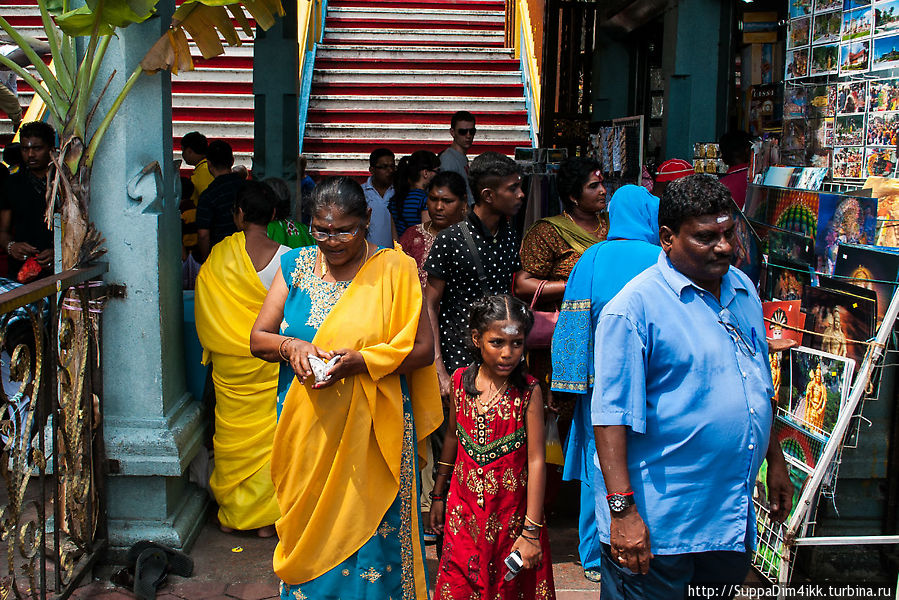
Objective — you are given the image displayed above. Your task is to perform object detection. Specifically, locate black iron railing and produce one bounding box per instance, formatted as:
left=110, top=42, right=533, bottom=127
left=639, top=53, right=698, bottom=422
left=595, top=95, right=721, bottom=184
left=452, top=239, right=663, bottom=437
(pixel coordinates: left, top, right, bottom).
left=0, top=263, right=108, bottom=600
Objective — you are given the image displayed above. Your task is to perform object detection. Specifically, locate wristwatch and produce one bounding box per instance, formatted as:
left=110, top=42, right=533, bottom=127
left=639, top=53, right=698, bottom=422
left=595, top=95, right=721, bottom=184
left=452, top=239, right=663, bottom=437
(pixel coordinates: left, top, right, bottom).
left=607, top=492, right=636, bottom=515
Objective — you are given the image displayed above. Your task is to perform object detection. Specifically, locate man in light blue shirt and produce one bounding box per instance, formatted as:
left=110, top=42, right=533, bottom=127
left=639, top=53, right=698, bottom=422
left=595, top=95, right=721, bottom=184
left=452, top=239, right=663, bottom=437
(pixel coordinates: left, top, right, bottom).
left=592, top=175, right=793, bottom=600
left=361, top=148, right=396, bottom=248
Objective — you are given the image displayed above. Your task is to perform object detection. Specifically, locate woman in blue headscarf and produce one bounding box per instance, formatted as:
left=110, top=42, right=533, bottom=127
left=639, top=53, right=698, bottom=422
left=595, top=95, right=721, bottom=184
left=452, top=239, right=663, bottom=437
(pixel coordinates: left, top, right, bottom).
left=549, top=185, right=662, bottom=582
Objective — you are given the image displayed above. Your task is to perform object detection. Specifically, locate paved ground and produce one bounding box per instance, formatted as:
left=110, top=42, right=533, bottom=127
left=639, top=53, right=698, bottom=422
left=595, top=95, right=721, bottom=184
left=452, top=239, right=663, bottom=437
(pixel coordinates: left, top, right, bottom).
left=71, top=487, right=600, bottom=599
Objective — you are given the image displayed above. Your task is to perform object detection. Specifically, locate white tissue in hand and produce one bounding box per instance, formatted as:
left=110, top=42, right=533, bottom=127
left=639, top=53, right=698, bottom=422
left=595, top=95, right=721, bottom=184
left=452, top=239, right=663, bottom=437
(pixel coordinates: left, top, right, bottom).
left=308, top=355, right=340, bottom=382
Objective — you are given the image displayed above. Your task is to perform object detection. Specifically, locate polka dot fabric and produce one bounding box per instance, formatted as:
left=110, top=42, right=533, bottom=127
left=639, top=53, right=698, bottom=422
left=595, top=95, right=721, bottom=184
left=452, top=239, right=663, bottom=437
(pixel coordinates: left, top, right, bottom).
left=424, top=213, right=522, bottom=371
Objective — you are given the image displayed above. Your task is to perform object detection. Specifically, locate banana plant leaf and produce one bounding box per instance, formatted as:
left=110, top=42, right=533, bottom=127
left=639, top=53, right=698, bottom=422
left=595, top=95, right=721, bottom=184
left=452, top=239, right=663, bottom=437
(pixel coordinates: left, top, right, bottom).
left=51, top=0, right=158, bottom=36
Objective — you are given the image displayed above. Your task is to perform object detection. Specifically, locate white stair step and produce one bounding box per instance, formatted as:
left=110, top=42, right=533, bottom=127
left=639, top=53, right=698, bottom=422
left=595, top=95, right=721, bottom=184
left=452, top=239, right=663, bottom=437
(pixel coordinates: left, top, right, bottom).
left=305, top=152, right=510, bottom=174
left=173, top=68, right=254, bottom=83
left=304, top=123, right=530, bottom=141
left=323, top=28, right=504, bottom=43
left=309, top=95, right=526, bottom=111
left=313, top=69, right=521, bottom=84
left=327, top=7, right=504, bottom=22
left=173, top=122, right=253, bottom=139
left=315, top=45, right=513, bottom=60
left=172, top=93, right=253, bottom=109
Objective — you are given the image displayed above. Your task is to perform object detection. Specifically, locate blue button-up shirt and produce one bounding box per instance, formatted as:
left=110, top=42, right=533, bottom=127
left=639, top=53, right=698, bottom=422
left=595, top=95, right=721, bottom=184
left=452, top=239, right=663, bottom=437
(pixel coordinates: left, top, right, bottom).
left=592, top=251, right=773, bottom=555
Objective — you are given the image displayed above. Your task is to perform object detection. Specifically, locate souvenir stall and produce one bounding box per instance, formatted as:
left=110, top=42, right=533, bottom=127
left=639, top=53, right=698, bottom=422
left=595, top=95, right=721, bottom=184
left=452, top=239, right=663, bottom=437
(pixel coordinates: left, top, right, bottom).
left=735, top=179, right=899, bottom=585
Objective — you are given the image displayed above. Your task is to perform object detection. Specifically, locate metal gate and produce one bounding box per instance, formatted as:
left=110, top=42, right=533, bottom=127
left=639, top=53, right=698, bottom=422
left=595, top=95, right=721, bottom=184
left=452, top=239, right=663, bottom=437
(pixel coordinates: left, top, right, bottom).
left=0, top=264, right=108, bottom=599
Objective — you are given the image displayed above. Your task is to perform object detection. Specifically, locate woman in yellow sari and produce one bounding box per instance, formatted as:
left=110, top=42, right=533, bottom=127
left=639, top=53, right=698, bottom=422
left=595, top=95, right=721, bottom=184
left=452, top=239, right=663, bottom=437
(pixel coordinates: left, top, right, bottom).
left=195, top=181, right=290, bottom=537
left=250, top=177, right=442, bottom=600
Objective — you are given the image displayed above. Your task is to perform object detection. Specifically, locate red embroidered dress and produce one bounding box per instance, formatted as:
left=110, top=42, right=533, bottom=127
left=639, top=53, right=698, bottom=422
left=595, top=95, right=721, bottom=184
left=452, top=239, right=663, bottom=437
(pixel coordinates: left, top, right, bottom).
left=435, top=368, right=556, bottom=600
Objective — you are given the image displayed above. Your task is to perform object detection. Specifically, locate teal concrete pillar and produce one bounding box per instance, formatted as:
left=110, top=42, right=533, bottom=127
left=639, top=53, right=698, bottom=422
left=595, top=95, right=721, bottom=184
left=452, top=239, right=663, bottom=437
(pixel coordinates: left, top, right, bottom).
left=592, top=33, right=632, bottom=122
left=252, top=0, right=299, bottom=183
left=88, top=3, right=208, bottom=554
left=661, top=0, right=732, bottom=159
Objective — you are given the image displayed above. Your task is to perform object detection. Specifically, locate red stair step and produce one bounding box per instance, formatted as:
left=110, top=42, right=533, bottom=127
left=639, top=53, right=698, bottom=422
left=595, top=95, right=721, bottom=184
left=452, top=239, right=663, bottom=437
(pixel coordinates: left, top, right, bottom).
left=328, top=0, right=505, bottom=10
left=174, top=136, right=254, bottom=153
left=325, top=18, right=504, bottom=31
left=314, top=57, right=518, bottom=71
left=311, top=82, right=523, bottom=97
left=306, top=109, right=527, bottom=125
left=303, top=139, right=526, bottom=154
left=323, top=38, right=505, bottom=47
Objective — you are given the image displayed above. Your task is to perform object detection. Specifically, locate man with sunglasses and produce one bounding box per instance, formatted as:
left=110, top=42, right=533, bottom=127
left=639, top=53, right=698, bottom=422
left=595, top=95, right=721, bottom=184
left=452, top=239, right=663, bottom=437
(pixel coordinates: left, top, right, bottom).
left=362, top=147, right=398, bottom=248
left=439, top=111, right=476, bottom=204
left=591, top=174, right=793, bottom=600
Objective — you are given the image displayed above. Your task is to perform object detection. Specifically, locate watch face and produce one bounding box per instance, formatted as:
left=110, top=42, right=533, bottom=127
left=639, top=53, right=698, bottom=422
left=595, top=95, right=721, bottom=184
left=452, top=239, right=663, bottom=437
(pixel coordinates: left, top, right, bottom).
left=609, top=494, right=631, bottom=513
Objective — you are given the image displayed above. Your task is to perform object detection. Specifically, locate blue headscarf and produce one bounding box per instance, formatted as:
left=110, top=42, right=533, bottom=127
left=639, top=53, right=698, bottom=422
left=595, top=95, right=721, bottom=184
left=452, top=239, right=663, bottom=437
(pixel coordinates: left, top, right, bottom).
left=550, top=185, right=662, bottom=482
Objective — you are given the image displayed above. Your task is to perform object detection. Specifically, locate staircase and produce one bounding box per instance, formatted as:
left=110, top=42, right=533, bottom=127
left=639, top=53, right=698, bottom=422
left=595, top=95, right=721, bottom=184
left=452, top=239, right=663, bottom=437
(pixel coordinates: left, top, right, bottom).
left=303, top=0, right=534, bottom=178
left=0, top=0, right=256, bottom=169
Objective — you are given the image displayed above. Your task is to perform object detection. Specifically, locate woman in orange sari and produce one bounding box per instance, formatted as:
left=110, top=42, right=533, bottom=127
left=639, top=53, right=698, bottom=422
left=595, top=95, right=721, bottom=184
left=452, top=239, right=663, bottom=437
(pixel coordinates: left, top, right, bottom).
left=250, top=177, right=442, bottom=600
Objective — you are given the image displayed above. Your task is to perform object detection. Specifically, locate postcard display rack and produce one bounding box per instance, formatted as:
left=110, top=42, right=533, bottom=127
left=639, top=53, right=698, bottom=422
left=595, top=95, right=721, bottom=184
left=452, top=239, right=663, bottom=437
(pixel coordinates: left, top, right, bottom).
left=587, top=116, right=644, bottom=186
left=739, top=179, right=899, bottom=587
left=784, top=0, right=899, bottom=180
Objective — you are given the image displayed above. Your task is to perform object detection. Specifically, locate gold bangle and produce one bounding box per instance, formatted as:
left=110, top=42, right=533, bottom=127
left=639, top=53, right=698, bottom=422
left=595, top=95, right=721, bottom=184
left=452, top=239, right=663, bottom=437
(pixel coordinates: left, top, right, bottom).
left=437, top=461, right=455, bottom=467
left=525, top=515, right=543, bottom=528
left=278, top=337, right=294, bottom=361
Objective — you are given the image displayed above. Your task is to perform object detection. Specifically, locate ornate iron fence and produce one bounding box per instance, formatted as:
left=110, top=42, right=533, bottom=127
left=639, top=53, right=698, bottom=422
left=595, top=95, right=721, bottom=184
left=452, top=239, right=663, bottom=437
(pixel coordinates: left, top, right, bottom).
left=0, top=263, right=108, bottom=600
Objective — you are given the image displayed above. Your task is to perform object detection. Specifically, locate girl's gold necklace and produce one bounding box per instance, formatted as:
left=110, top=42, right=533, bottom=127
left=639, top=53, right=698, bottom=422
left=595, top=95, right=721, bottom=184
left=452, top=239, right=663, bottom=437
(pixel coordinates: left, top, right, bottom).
left=475, top=373, right=510, bottom=415
left=564, top=210, right=604, bottom=235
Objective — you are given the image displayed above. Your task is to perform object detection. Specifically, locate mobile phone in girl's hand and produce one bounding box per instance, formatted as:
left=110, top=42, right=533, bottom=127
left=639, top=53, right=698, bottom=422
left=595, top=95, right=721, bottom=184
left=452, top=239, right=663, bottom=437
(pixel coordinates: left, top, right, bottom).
left=504, top=550, right=523, bottom=581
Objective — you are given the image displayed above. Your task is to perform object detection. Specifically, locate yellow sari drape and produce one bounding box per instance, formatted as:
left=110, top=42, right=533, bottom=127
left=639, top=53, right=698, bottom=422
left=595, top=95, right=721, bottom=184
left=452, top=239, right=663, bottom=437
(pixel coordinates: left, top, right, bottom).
left=195, top=232, right=281, bottom=530
left=270, top=248, right=443, bottom=590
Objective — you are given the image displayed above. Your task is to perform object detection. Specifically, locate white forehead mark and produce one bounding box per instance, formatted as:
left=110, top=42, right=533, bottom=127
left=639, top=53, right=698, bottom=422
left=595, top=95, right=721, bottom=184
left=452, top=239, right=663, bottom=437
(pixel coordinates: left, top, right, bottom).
left=501, top=324, right=520, bottom=336
left=716, top=215, right=729, bottom=223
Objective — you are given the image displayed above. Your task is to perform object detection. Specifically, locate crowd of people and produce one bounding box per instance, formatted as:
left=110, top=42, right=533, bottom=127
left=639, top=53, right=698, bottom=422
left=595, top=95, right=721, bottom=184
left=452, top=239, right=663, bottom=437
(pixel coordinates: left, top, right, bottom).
left=0, top=113, right=793, bottom=600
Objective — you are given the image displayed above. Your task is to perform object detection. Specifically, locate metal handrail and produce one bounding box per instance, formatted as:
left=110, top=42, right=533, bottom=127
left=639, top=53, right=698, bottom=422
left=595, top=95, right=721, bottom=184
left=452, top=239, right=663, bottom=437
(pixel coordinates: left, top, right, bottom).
left=0, top=262, right=107, bottom=314
left=507, top=0, right=541, bottom=143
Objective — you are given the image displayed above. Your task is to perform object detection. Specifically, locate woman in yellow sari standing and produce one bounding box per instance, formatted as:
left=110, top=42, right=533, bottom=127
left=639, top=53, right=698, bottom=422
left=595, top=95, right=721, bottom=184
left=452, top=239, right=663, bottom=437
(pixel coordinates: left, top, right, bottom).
left=195, top=181, right=289, bottom=537
left=250, top=177, right=442, bottom=600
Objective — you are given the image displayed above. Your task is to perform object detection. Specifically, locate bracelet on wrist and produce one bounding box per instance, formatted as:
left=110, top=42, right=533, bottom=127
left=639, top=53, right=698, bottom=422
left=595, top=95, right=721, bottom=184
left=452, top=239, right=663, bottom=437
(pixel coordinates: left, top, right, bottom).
left=278, top=337, right=294, bottom=362
left=605, top=490, right=634, bottom=500
left=6, top=241, right=13, bottom=254
left=523, top=524, right=540, bottom=532
left=436, top=461, right=455, bottom=468
left=524, top=515, right=544, bottom=528
left=428, top=491, right=446, bottom=501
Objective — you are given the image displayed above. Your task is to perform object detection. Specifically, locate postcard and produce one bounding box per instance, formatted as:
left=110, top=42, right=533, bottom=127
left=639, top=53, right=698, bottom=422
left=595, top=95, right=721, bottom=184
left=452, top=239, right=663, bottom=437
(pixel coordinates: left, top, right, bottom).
left=843, top=6, right=874, bottom=41
left=764, top=300, right=806, bottom=343
left=865, top=111, right=899, bottom=144
left=840, top=40, right=871, bottom=74
left=815, top=0, right=841, bottom=10
left=801, top=285, right=875, bottom=365
left=782, top=346, right=855, bottom=439
left=814, top=10, right=843, bottom=44
left=815, top=193, right=878, bottom=267
left=838, top=80, right=868, bottom=113
left=788, top=48, right=812, bottom=79
left=811, top=44, right=840, bottom=74
left=874, top=0, right=899, bottom=36
left=732, top=205, right=763, bottom=285
left=872, top=33, right=899, bottom=70
left=862, top=176, right=899, bottom=245
left=844, top=0, right=871, bottom=8
left=865, top=146, right=898, bottom=177
left=785, top=86, right=809, bottom=119
left=790, top=17, right=813, bottom=48
left=869, top=78, right=899, bottom=111
left=766, top=257, right=813, bottom=301
left=792, top=0, right=814, bottom=18
left=768, top=227, right=816, bottom=264
left=836, top=114, right=866, bottom=145
left=833, top=242, right=899, bottom=322
left=833, top=146, right=865, bottom=178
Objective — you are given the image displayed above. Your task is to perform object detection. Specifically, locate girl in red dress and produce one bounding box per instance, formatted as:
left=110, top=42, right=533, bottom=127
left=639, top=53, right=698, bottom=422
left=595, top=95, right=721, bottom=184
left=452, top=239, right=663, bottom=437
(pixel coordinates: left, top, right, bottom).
left=430, top=294, right=556, bottom=600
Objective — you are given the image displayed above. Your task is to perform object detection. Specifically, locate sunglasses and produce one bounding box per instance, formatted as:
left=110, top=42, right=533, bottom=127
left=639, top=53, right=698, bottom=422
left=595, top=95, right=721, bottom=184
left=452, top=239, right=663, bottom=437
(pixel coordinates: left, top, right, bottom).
left=456, top=128, right=477, bottom=136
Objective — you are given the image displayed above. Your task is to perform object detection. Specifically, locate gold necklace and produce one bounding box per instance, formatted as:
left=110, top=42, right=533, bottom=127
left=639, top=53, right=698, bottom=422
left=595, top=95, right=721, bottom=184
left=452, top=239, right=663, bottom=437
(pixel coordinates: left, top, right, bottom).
left=424, top=221, right=437, bottom=237
left=564, top=210, right=604, bottom=235
left=474, top=372, right=510, bottom=415
left=321, top=242, right=369, bottom=280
